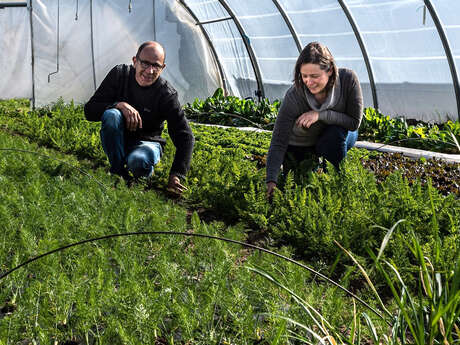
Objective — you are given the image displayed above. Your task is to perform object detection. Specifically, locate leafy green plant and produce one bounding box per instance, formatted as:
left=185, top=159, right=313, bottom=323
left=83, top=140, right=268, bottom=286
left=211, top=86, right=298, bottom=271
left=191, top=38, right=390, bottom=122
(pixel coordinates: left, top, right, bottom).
left=183, top=88, right=280, bottom=129
left=360, top=108, right=460, bottom=154
left=184, top=91, right=460, bottom=154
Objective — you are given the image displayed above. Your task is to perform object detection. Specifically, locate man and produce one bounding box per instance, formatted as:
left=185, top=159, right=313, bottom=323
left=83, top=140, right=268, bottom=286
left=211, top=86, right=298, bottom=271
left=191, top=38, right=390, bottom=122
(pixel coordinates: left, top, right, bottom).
left=84, top=41, right=195, bottom=194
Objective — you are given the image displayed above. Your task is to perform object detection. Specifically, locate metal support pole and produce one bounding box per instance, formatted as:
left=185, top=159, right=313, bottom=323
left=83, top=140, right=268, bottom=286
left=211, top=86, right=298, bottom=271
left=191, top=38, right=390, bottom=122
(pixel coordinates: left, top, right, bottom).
left=217, top=0, right=265, bottom=99
left=153, top=0, right=156, bottom=41
left=177, top=0, right=228, bottom=93
left=337, top=0, right=378, bottom=111
left=28, top=0, right=36, bottom=109
left=423, top=0, right=460, bottom=121
left=90, top=0, right=97, bottom=91
left=271, top=0, right=302, bottom=53
left=197, top=16, right=232, bottom=26
left=0, top=2, right=27, bottom=8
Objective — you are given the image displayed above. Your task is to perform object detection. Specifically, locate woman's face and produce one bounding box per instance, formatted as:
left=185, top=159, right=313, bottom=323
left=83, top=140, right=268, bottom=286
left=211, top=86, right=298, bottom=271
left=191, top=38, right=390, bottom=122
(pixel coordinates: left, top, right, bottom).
left=300, top=63, right=332, bottom=95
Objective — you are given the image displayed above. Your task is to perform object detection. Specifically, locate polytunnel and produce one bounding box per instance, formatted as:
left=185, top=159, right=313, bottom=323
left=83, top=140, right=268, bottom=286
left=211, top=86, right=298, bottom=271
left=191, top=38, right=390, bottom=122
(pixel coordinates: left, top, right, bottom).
left=1, top=0, right=459, bottom=122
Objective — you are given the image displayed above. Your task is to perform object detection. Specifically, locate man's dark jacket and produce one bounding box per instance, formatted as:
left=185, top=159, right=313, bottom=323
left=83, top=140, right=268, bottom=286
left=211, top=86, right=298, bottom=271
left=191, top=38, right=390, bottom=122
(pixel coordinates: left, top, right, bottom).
left=84, top=64, right=195, bottom=179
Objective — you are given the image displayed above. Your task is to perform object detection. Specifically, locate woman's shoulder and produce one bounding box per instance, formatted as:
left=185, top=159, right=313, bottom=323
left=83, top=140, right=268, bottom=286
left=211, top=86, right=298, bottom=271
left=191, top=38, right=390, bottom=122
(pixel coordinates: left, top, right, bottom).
left=339, top=68, right=359, bottom=80
left=284, top=84, right=304, bottom=101
left=338, top=68, right=360, bottom=87
left=338, top=68, right=357, bottom=78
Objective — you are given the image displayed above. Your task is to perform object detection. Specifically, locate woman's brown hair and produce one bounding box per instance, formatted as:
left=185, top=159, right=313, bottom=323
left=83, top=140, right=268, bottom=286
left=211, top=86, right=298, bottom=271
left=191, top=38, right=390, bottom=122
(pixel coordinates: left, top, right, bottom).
left=293, top=42, right=338, bottom=92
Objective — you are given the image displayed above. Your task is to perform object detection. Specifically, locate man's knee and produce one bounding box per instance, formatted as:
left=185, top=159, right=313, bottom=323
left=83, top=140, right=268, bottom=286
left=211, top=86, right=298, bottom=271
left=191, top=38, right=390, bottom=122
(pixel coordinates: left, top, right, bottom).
left=101, top=108, right=123, bottom=130
left=126, top=152, right=154, bottom=178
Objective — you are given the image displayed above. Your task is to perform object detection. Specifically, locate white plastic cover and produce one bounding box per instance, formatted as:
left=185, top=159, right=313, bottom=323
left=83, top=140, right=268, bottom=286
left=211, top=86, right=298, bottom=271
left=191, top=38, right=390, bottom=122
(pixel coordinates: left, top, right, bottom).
left=1, top=0, right=459, bottom=122
left=15, top=0, right=220, bottom=107
left=347, top=0, right=457, bottom=122
left=0, top=5, right=32, bottom=99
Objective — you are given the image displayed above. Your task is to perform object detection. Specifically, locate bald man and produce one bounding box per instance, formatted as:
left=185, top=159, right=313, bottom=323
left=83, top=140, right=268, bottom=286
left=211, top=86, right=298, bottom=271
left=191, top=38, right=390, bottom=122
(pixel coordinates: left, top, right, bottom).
left=84, top=41, right=195, bottom=194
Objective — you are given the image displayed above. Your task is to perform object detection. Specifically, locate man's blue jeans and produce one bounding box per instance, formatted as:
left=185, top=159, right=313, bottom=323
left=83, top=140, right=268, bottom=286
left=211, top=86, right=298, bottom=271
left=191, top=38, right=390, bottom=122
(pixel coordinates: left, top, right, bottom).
left=100, top=108, right=162, bottom=178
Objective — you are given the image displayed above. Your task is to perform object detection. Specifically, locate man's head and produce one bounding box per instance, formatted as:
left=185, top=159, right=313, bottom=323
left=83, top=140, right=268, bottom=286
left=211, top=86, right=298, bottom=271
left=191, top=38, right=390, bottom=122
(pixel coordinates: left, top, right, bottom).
left=132, top=41, right=166, bottom=87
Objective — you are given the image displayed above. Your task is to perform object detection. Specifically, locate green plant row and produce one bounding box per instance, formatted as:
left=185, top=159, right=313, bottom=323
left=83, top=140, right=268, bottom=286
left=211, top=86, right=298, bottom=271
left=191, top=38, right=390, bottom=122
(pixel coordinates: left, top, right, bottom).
left=183, top=89, right=460, bottom=154
left=4, top=131, right=458, bottom=344
left=0, top=99, right=458, bottom=280
left=0, top=99, right=459, bottom=343
left=360, top=107, right=460, bottom=154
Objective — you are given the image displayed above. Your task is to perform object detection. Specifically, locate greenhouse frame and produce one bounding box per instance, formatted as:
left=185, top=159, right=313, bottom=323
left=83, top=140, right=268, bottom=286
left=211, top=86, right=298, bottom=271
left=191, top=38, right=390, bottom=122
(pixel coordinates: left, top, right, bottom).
left=1, top=0, right=459, bottom=122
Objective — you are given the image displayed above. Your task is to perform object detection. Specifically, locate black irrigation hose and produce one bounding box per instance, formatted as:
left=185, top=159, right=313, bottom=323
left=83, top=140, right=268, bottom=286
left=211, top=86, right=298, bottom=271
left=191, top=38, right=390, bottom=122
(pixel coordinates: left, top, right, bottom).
left=0, top=148, right=109, bottom=192
left=0, top=230, right=389, bottom=323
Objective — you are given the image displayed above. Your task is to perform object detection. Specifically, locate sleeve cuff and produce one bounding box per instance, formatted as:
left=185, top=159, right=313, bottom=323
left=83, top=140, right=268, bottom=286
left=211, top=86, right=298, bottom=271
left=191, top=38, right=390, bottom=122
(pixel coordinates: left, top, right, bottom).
left=170, top=172, right=186, bottom=180
left=106, top=102, right=119, bottom=110
left=318, top=110, right=328, bottom=122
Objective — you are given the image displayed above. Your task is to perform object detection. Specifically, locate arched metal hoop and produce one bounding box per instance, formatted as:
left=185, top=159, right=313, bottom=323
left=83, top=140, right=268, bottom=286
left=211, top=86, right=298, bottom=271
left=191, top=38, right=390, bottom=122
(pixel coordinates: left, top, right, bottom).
left=337, top=0, right=378, bottom=111
left=0, top=230, right=386, bottom=322
left=271, top=0, right=302, bottom=52
left=217, top=0, right=265, bottom=99
left=177, top=0, right=228, bottom=94
left=423, top=0, right=460, bottom=121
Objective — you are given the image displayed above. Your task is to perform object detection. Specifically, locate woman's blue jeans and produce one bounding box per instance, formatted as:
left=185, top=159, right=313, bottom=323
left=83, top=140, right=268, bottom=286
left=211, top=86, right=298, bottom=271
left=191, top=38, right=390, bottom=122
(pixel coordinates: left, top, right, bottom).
left=100, top=108, right=162, bottom=178
left=285, top=125, right=358, bottom=172
left=315, top=125, right=358, bottom=170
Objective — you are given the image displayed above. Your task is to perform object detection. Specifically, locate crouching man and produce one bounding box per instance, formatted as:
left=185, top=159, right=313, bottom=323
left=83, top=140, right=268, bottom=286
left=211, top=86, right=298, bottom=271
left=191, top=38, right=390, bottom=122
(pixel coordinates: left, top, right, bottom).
left=84, top=41, right=195, bottom=194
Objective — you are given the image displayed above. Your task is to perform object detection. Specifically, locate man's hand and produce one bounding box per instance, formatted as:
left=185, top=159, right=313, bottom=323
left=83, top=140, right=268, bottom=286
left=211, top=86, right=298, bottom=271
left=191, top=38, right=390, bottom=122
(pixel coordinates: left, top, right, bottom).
left=296, top=110, right=319, bottom=129
left=167, top=174, right=187, bottom=195
left=116, top=102, right=143, bottom=131
left=266, top=181, right=277, bottom=199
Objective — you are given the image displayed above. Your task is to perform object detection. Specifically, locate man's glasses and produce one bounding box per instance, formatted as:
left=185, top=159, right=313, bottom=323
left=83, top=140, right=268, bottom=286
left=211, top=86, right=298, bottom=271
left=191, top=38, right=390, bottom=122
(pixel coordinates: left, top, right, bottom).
left=137, top=58, right=164, bottom=70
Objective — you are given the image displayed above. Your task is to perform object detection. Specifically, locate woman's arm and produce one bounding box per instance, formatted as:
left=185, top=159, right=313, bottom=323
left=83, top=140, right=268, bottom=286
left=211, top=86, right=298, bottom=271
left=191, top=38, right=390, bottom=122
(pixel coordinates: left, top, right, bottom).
left=318, top=70, right=363, bottom=131
left=266, top=89, right=301, bottom=183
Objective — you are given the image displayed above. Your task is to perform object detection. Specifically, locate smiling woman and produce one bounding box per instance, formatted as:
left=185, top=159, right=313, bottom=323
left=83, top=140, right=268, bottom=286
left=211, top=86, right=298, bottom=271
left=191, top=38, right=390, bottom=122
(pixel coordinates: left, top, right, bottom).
left=266, top=41, right=364, bottom=197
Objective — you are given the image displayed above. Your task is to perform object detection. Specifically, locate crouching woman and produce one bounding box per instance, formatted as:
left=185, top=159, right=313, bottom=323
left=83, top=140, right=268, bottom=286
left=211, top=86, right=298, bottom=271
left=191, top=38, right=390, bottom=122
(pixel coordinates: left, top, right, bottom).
left=266, top=41, right=364, bottom=197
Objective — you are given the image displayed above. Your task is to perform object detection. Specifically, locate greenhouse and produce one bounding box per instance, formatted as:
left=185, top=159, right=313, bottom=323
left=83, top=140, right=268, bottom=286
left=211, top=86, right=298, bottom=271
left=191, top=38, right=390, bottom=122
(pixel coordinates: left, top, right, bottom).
left=1, top=0, right=460, bottom=121
left=0, top=1, right=459, bottom=344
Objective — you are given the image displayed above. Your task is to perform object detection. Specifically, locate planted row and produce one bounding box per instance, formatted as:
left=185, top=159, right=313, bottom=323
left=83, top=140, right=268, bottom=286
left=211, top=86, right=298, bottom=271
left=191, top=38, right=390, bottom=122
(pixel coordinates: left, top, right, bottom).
left=0, top=100, right=458, bottom=281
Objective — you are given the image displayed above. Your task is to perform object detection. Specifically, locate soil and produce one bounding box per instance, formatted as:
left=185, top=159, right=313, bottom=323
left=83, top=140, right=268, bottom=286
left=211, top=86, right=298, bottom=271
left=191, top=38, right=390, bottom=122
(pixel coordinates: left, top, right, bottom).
left=360, top=152, right=460, bottom=196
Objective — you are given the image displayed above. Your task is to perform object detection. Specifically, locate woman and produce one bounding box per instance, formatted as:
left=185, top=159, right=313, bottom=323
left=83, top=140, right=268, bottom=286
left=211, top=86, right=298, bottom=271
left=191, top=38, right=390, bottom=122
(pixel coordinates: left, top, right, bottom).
left=266, top=41, right=363, bottom=197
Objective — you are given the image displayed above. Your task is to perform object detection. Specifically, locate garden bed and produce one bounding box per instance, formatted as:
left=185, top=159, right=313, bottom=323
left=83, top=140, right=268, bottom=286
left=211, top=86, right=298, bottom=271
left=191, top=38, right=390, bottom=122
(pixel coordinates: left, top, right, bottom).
left=0, top=99, right=458, bottom=344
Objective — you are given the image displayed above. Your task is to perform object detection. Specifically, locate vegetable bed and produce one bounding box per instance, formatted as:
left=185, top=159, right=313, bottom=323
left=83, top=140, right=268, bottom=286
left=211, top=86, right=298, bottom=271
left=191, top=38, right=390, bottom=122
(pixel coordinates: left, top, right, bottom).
left=0, top=99, right=459, bottom=344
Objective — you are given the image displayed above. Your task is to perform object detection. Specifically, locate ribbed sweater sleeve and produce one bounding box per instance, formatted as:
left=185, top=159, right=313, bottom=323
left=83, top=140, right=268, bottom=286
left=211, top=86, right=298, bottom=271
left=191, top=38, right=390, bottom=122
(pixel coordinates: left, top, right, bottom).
left=318, top=70, right=363, bottom=131
left=266, top=88, right=302, bottom=183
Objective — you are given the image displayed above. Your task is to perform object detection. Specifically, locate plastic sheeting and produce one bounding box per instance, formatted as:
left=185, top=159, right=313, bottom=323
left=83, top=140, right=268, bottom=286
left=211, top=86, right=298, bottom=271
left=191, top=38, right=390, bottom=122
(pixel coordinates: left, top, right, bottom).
left=1, top=0, right=459, bottom=122
left=0, top=5, right=32, bottom=99
left=2, top=0, right=220, bottom=107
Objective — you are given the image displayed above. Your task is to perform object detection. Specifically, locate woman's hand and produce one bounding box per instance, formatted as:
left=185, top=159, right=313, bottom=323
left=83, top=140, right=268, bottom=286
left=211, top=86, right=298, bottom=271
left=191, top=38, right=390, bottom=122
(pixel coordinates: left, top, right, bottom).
left=266, top=181, right=277, bottom=199
left=295, top=111, right=319, bottom=129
